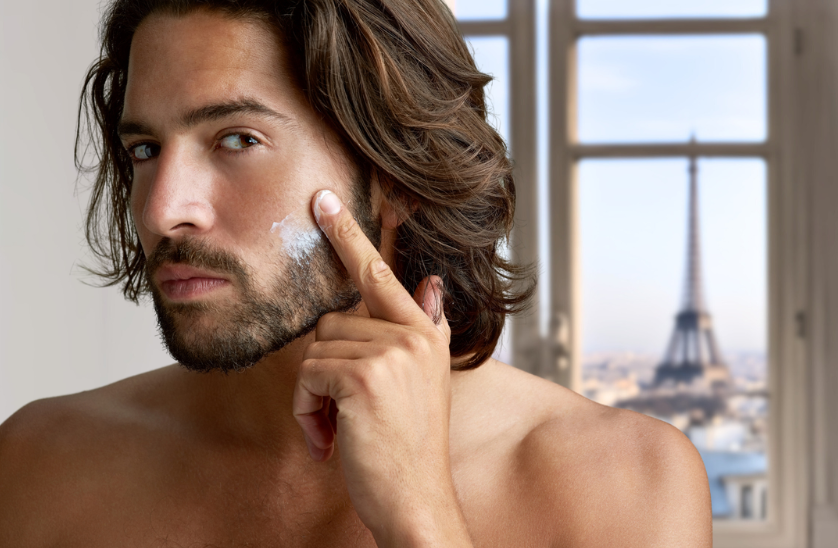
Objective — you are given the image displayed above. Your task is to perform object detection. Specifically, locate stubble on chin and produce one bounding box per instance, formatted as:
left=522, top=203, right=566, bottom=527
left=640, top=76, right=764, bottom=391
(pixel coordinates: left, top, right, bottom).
left=148, top=235, right=359, bottom=374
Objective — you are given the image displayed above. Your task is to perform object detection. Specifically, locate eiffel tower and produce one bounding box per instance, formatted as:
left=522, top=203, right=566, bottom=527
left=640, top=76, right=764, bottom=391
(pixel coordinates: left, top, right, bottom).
left=654, top=148, right=731, bottom=389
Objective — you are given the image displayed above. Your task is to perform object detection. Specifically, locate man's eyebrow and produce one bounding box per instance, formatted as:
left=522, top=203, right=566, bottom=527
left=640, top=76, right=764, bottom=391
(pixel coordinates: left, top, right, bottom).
left=117, top=98, right=295, bottom=138
left=180, top=99, right=294, bottom=130
left=117, top=120, right=155, bottom=139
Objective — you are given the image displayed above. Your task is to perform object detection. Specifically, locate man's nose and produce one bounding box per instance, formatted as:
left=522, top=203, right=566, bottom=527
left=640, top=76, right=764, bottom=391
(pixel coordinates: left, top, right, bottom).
left=140, top=144, right=216, bottom=238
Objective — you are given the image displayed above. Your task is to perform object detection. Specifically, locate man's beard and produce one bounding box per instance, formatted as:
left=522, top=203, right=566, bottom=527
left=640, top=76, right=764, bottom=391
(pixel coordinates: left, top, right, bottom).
left=146, top=183, right=381, bottom=374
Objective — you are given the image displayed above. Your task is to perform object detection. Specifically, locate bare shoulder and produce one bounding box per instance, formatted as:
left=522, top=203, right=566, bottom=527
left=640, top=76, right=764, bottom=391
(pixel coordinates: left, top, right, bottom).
left=522, top=400, right=712, bottom=547
left=0, top=393, right=103, bottom=545
left=0, top=366, right=182, bottom=546
left=452, top=360, right=712, bottom=548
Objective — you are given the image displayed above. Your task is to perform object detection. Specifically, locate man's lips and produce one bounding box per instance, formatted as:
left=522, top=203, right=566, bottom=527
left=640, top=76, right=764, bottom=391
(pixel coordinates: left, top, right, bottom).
left=156, top=265, right=231, bottom=300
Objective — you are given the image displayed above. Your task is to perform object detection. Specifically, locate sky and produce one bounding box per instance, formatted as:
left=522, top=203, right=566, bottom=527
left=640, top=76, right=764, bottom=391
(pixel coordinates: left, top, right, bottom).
left=456, top=0, right=769, bottom=355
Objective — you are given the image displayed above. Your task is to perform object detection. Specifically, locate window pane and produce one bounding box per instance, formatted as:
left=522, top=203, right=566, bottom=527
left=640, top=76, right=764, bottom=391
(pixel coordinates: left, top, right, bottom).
left=577, top=0, right=767, bottom=19
left=579, top=158, right=768, bottom=521
left=465, top=36, right=510, bottom=148
left=465, top=35, right=511, bottom=362
left=578, top=35, right=767, bottom=143
left=455, top=0, right=507, bottom=21
left=742, top=485, right=754, bottom=518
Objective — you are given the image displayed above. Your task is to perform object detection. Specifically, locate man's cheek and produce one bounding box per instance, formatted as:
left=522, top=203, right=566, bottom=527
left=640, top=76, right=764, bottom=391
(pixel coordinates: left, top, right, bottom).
left=268, top=212, right=326, bottom=268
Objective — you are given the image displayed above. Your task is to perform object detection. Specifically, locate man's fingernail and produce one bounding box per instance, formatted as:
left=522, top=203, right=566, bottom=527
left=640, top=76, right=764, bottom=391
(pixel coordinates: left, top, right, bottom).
left=432, top=280, right=443, bottom=325
left=315, top=190, right=341, bottom=222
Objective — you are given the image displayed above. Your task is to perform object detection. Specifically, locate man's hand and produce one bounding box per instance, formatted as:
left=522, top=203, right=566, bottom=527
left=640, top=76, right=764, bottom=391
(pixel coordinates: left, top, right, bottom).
left=292, top=190, right=471, bottom=547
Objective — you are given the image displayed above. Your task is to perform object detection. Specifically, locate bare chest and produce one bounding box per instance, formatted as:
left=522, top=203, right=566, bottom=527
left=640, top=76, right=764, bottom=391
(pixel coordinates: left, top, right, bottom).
left=32, top=409, right=554, bottom=548
left=50, top=478, right=377, bottom=548
left=45, top=454, right=538, bottom=548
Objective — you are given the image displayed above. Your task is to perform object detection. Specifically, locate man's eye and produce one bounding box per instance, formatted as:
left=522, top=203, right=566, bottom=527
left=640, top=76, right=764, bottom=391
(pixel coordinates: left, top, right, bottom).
left=130, top=143, right=160, bottom=161
left=220, top=134, right=259, bottom=150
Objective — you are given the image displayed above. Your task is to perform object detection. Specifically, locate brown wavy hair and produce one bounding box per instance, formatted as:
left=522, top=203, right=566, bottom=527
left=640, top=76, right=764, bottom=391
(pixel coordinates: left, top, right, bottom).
left=76, top=0, right=536, bottom=370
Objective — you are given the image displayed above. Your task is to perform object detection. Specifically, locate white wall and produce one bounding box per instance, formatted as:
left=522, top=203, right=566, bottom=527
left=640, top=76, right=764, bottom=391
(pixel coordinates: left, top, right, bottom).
left=0, top=0, right=171, bottom=424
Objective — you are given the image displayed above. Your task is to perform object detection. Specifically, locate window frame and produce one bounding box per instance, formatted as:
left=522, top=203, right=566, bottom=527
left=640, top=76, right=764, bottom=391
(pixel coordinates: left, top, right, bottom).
left=458, top=0, right=810, bottom=543
left=456, top=0, right=541, bottom=376
left=544, top=0, right=808, bottom=546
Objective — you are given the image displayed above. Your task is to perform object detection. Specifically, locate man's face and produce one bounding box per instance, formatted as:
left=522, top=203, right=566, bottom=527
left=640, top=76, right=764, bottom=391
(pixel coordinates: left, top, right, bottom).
left=120, top=10, right=379, bottom=372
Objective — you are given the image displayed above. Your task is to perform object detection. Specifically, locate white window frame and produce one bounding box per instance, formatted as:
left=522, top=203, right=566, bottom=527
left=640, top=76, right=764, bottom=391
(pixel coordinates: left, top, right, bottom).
left=456, top=1, right=541, bottom=374
left=542, top=1, right=808, bottom=546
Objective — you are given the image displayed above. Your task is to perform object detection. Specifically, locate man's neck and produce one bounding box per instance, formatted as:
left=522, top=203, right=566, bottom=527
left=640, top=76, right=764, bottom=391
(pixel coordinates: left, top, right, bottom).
left=180, top=303, right=373, bottom=470
left=191, top=332, right=317, bottom=459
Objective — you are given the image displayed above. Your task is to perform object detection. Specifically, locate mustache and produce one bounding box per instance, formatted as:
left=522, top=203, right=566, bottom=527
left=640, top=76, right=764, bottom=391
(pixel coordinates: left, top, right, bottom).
left=146, top=237, right=249, bottom=282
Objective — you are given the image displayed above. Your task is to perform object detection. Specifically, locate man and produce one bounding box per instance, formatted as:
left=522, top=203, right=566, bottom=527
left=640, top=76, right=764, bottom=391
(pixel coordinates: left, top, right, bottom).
left=0, top=0, right=711, bottom=546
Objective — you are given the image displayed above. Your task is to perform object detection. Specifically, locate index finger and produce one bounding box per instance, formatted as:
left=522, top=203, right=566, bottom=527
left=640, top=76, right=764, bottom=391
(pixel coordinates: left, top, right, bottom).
left=312, top=189, right=426, bottom=326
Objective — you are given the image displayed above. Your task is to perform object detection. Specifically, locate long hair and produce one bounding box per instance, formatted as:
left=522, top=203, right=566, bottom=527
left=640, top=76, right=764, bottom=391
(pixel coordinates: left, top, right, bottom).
left=76, top=0, right=536, bottom=370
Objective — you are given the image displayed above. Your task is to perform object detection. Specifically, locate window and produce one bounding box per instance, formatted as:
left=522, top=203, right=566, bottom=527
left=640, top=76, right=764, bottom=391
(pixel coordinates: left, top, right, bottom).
left=574, top=12, right=771, bottom=526
left=453, top=0, right=808, bottom=545
left=545, top=1, right=806, bottom=545
left=453, top=0, right=539, bottom=365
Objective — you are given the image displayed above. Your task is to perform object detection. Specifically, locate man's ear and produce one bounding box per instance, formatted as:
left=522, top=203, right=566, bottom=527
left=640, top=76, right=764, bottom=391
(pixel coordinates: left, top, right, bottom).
left=380, top=198, right=401, bottom=230
left=372, top=170, right=411, bottom=230
left=371, top=170, right=419, bottom=273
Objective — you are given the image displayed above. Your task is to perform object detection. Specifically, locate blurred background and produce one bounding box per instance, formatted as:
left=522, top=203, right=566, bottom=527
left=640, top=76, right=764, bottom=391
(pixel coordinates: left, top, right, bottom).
left=2, top=0, right=838, bottom=546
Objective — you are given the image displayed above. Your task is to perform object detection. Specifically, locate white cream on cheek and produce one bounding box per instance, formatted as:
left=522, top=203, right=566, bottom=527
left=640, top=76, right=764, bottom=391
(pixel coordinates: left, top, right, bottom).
left=269, top=212, right=324, bottom=265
